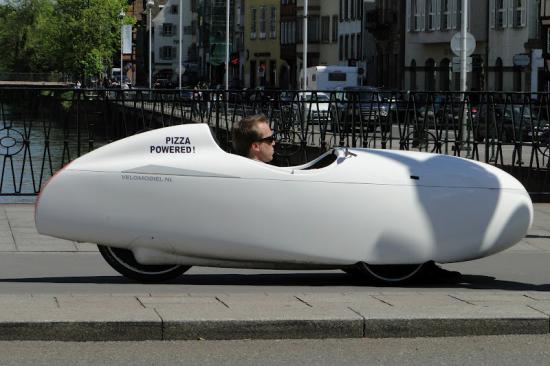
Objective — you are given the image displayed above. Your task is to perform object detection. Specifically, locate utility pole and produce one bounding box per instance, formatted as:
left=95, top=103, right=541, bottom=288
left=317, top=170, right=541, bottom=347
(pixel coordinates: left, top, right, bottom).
left=302, top=0, right=308, bottom=91
left=460, top=0, right=469, bottom=154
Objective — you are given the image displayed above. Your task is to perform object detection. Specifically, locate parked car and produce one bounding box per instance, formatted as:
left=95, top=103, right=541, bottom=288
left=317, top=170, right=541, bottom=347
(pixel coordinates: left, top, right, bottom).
left=335, top=86, right=390, bottom=132
left=474, top=103, right=548, bottom=143
left=415, top=95, right=478, bottom=129
left=153, top=79, right=175, bottom=89
left=292, top=92, right=333, bottom=125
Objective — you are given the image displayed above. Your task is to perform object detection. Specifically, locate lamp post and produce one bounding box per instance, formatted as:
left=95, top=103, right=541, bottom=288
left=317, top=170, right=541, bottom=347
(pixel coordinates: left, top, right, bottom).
left=541, top=0, right=550, bottom=91
left=460, top=0, right=469, bottom=154
left=119, top=9, right=125, bottom=90
left=225, top=0, right=230, bottom=91
left=146, top=0, right=155, bottom=89
left=303, top=0, right=308, bottom=91
left=179, top=0, right=182, bottom=90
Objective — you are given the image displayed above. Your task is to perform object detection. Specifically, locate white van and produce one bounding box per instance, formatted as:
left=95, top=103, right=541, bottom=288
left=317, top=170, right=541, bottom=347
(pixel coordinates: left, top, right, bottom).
left=300, top=65, right=360, bottom=91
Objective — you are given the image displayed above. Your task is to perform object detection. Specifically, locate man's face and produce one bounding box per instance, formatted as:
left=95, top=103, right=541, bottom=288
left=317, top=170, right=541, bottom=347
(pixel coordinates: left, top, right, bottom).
left=250, top=122, right=275, bottom=162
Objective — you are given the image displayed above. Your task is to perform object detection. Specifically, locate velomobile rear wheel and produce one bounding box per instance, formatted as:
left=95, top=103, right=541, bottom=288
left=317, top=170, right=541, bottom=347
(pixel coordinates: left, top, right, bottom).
left=356, top=262, right=425, bottom=284
left=98, top=245, right=190, bottom=283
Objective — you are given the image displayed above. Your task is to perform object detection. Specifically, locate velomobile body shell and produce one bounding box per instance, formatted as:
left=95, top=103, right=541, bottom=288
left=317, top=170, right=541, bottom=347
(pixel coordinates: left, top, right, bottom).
left=35, top=124, right=533, bottom=269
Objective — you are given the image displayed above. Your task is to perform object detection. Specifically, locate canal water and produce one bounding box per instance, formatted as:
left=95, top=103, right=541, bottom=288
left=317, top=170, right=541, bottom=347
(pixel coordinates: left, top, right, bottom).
left=0, top=104, right=108, bottom=203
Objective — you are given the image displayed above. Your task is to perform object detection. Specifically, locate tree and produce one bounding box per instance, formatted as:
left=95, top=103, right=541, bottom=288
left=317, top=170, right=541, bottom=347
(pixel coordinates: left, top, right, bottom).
left=0, top=0, right=54, bottom=73
left=52, top=0, right=130, bottom=80
left=0, top=0, right=131, bottom=81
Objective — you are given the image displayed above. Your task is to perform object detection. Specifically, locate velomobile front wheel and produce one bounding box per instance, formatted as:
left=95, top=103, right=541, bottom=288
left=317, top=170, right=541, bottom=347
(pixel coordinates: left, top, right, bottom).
left=98, top=245, right=190, bottom=283
left=355, top=262, right=425, bottom=284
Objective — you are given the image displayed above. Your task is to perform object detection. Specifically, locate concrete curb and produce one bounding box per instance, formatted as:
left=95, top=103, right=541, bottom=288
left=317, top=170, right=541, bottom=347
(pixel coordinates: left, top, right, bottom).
left=0, top=294, right=549, bottom=341
left=0, top=317, right=548, bottom=341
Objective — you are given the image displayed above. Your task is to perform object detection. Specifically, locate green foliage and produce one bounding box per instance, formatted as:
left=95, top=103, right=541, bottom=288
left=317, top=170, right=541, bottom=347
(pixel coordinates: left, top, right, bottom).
left=0, top=0, right=129, bottom=80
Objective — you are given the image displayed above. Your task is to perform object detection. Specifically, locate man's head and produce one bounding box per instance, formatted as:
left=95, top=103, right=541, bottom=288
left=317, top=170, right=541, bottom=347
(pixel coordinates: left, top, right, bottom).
left=232, top=114, right=275, bottom=162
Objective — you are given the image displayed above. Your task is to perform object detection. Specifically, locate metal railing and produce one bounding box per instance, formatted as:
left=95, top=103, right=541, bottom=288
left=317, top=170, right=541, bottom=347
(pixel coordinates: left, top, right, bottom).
left=0, top=87, right=549, bottom=196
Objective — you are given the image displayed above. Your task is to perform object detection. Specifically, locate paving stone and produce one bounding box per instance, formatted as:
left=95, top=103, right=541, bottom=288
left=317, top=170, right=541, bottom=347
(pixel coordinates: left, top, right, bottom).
left=138, top=296, right=220, bottom=307
left=370, top=294, right=468, bottom=307
left=0, top=296, right=161, bottom=341
left=449, top=292, right=539, bottom=304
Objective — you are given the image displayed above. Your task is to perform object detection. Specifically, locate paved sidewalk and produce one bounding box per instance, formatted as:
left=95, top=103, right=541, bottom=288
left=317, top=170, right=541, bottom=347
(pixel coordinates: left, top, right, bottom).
left=0, top=204, right=549, bottom=341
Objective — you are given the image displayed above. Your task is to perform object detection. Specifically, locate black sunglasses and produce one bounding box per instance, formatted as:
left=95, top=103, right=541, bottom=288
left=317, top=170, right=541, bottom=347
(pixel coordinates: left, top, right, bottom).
left=255, top=134, right=277, bottom=144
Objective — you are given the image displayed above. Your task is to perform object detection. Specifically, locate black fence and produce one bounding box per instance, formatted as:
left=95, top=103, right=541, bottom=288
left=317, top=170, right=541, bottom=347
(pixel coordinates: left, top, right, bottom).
left=0, top=87, right=549, bottom=197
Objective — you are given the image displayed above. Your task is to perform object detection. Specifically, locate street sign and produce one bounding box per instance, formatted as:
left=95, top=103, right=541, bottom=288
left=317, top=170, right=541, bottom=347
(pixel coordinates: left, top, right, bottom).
left=513, top=53, right=530, bottom=67
left=450, top=32, right=476, bottom=57
left=452, top=57, right=472, bottom=73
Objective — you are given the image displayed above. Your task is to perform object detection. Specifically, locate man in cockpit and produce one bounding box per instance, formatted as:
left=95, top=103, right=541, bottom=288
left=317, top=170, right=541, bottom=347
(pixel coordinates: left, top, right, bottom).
left=232, top=114, right=276, bottom=163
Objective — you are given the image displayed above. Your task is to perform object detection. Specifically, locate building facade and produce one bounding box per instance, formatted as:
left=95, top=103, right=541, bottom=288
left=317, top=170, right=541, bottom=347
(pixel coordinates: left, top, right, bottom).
left=244, top=0, right=281, bottom=88
left=338, top=0, right=363, bottom=68
left=404, top=0, right=542, bottom=93
left=317, top=0, right=340, bottom=66
left=280, top=0, right=297, bottom=89
left=150, top=0, right=198, bottom=84
left=364, top=0, right=406, bottom=89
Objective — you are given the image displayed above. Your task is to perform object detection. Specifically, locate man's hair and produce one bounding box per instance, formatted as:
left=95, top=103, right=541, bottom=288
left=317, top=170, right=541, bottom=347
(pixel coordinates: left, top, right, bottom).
left=232, top=114, right=268, bottom=157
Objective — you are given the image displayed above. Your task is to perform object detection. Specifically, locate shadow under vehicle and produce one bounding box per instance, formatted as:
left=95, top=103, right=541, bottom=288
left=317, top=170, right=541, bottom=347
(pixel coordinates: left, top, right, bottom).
left=473, top=103, right=550, bottom=143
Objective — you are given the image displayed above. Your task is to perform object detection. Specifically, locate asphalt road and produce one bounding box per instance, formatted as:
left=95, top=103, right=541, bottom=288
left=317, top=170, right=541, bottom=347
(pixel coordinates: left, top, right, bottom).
left=1, top=335, right=550, bottom=366
left=0, top=249, right=549, bottom=294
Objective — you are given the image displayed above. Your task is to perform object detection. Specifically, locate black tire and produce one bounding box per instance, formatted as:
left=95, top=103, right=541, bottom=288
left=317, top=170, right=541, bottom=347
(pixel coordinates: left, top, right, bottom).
left=98, top=245, right=190, bottom=283
left=352, top=262, right=425, bottom=284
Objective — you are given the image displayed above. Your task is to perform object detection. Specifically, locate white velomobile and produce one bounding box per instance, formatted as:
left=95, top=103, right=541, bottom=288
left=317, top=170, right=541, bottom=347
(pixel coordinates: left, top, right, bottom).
left=35, top=123, right=533, bottom=283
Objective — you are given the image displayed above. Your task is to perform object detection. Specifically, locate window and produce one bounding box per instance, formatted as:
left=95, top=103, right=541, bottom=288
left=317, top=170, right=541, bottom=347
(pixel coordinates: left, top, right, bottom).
left=512, top=0, right=525, bottom=28
left=308, top=16, right=320, bottom=43
left=513, top=66, right=522, bottom=91
left=345, top=34, right=349, bottom=59
left=339, top=35, right=343, bottom=60
left=329, top=72, right=346, bottom=82
left=496, top=0, right=506, bottom=29
left=357, top=33, right=361, bottom=59
left=426, top=0, right=435, bottom=31
left=339, top=0, right=343, bottom=21
left=184, top=24, right=193, bottom=35
left=321, top=16, right=330, bottom=43
left=456, top=0, right=462, bottom=29
left=260, top=6, right=266, bottom=39
left=425, top=59, right=435, bottom=91
left=297, top=16, right=303, bottom=42
left=441, top=0, right=451, bottom=30
left=281, top=21, right=296, bottom=45
left=171, top=5, right=178, bottom=14
left=332, top=16, right=338, bottom=42
left=495, top=58, right=503, bottom=91
left=344, top=0, right=348, bottom=20
left=270, top=7, right=276, bottom=38
left=351, top=0, right=355, bottom=19
left=411, top=0, right=420, bottom=31
left=160, top=46, right=175, bottom=60
left=237, top=3, right=241, bottom=26
left=162, top=23, right=174, bottom=36
left=251, top=8, right=256, bottom=39
left=440, top=58, right=451, bottom=91
left=410, top=59, right=417, bottom=90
